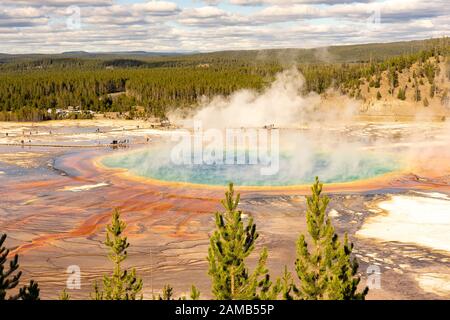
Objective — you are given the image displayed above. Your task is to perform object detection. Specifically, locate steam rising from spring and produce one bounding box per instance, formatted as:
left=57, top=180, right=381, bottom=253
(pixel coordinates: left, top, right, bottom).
left=102, top=68, right=450, bottom=187
left=170, top=67, right=359, bottom=129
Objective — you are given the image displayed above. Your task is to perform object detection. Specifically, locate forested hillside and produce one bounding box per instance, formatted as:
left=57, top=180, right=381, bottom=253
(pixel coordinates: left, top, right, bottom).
left=0, top=37, right=448, bottom=122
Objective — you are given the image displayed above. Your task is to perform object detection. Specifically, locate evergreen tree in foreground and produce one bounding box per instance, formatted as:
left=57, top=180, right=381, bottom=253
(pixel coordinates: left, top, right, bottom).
left=59, top=288, right=70, bottom=300
left=190, top=285, right=201, bottom=300
left=294, top=177, right=368, bottom=300
left=92, top=209, right=143, bottom=300
left=208, top=183, right=278, bottom=300
left=155, top=284, right=201, bottom=300
left=158, top=284, right=174, bottom=300
left=0, top=233, right=40, bottom=300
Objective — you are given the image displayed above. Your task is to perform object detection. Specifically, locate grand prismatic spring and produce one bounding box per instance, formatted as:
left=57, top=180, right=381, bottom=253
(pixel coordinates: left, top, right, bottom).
left=1, top=118, right=449, bottom=300
left=2, top=0, right=450, bottom=307
left=100, top=142, right=400, bottom=187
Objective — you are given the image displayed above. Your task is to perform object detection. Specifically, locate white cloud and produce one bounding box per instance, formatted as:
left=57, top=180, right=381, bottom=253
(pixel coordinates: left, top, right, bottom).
left=229, top=0, right=373, bottom=5
left=182, top=6, right=226, bottom=19
left=1, top=0, right=113, bottom=6
left=0, top=0, right=448, bottom=53
left=132, top=1, right=180, bottom=16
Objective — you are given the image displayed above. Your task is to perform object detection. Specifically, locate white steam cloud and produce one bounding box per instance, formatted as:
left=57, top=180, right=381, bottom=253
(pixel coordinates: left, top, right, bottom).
left=170, top=68, right=359, bottom=129
left=149, top=67, right=450, bottom=186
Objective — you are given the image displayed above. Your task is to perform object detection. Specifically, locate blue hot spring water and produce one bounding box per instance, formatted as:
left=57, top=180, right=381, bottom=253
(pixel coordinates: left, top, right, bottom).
left=101, top=144, right=401, bottom=187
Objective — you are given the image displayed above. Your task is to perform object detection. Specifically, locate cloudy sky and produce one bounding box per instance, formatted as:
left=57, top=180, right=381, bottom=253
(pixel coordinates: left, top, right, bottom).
left=0, top=0, right=448, bottom=53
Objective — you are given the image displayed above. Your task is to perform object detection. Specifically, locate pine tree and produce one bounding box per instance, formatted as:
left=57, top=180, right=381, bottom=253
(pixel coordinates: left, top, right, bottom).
left=0, top=233, right=40, bottom=300
left=207, top=183, right=276, bottom=300
left=415, top=84, right=422, bottom=102
left=397, top=87, right=406, bottom=100
left=190, top=285, right=201, bottom=300
left=294, top=177, right=368, bottom=300
left=279, top=266, right=294, bottom=300
left=430, top=84, right=436, bottom=98
left=376, top=91, right=382, bottom=100
left=374, top=76, right=381, bottom=88
left=155, top=284, right=200, bottom=300
left=60, top=288, right=70, bottom=300
left=159, top=284, right=174, bottom=300
left=18, top=280, right=40, bottom=300
left=388, top=67, right=399, bottom=95
left=91, top=209, right=143, bottom=300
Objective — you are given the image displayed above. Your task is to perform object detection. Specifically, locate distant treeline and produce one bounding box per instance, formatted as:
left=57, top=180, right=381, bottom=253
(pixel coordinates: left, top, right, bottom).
left=0, top=66, right=272, bottom=121
left=0, top=37, right=448, bottom=121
